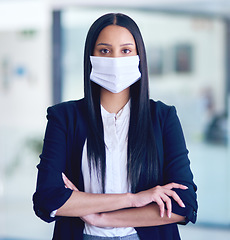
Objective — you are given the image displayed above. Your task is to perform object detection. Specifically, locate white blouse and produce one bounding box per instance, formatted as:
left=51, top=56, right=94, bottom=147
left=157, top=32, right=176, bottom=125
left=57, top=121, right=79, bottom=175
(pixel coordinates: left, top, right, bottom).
left=82, top=100, right=137, bottom=237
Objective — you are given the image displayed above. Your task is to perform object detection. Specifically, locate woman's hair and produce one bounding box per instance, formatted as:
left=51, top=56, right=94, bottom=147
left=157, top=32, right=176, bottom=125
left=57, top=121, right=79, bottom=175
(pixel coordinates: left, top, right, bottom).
left=84, top=13, right=159, bottom=193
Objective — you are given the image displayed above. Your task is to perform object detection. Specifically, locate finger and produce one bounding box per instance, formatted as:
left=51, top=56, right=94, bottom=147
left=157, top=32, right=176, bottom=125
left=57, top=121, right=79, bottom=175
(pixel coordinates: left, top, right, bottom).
left=71, top=184, right=79, bottom=192
left=63, top=177, right=73, bottom=190
left=68, top=182, right=79, bottom=191
left=154, top=196, right=165, bottom=218
left=62, top=173, right=71, bottom=187
left=164, top=182, right=188, bottom=190
left=62, top=173, right=67, bottom=183
left=161, top=194, right=172, bottom=218
left=165, top=189, right=185, bottom=208
left=62, top=173, right=79, bottom=191
left=163, top=182, right=188, bottom=190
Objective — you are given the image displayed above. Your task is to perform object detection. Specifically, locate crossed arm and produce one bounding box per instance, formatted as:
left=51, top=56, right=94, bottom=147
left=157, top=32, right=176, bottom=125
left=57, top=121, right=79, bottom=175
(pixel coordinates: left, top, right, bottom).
left=55, top=173, right=186, bottom=228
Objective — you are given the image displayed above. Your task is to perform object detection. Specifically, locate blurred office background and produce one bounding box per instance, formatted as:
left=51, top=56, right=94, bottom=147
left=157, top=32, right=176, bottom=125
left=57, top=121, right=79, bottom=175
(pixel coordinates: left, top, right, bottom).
left=0, top=0, right=230, bottom=239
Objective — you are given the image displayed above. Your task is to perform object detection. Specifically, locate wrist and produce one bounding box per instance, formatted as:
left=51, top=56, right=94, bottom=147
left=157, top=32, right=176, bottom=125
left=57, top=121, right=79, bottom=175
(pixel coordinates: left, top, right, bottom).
left=126, top=192, right=135, bottom=208
left=98, top=213, right=107, bottom=227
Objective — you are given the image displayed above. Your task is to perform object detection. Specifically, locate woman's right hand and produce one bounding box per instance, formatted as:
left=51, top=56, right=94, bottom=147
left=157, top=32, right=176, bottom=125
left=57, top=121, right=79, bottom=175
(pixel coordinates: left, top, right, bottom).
left=132, top=183, right=188, bottom=218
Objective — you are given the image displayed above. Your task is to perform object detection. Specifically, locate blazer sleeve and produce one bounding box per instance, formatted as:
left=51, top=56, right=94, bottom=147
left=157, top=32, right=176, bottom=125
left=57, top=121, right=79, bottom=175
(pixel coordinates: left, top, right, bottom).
left=162, top=106, right=198, bottom=224
left=32, top=105, right=73, bottom=223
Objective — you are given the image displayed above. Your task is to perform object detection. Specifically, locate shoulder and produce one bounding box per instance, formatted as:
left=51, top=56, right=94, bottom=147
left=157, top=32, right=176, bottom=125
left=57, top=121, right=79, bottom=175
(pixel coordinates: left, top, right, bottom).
left=46, top=98, right=87, bottom=127
left=47, top=98, right=86, bottom=117
left=149, top=99, right=180, bottom=132
left=48, top=98, right=85, bottom=112
left=150, top=99, right=176, bottom=120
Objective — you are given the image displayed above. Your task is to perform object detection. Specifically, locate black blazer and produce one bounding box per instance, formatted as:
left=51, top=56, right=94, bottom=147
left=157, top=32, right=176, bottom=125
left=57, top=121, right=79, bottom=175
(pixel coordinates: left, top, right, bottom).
left=33, top=98, right=198, bottom=240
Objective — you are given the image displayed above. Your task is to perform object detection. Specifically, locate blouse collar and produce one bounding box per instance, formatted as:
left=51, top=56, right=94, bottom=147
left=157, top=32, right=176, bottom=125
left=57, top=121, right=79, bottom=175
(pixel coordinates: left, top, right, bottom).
left=101, top=99, right=131, bottom=121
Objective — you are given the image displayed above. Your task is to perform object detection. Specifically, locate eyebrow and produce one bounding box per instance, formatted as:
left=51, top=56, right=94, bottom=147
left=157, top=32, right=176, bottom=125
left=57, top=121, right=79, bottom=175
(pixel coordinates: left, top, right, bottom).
left=96, top=43, right=134, bottom=47
left=120, top=43, right=134, bottom=46
left=96, top=43, right=112, bottom=46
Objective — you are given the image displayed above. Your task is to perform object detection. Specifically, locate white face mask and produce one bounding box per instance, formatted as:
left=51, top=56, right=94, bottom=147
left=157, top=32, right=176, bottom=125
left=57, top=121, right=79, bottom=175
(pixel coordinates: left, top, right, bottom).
left=90, top=55, right=141, bottom=93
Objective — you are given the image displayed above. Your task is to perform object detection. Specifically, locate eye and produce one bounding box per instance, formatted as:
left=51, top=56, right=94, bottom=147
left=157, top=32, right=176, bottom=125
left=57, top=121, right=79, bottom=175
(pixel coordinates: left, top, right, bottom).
left=100, top=48, right=110, bottom=54
left=122, top=49, right=131, bottom=54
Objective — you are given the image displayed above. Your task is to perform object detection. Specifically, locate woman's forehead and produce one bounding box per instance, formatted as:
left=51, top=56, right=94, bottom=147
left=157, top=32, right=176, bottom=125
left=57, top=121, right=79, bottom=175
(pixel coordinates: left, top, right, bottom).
left=95, top=25, right=135, bottom=45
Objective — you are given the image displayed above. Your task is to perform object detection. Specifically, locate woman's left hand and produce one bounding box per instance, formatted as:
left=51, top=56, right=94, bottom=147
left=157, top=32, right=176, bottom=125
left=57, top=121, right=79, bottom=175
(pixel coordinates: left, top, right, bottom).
left=62, top=173, right=102, bottom=226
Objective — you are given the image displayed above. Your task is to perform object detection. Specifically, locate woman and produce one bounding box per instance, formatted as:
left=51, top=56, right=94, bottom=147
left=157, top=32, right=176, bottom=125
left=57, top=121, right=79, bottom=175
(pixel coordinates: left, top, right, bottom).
left=33, top=13, right=198, bottom=240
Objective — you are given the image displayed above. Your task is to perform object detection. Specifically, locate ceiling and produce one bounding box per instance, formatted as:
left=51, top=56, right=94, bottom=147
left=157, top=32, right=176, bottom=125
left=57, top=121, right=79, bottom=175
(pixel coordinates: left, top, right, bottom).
left=1, top=0, right=230, bottom=19
left=48, top=0, right=230, bottom=18
left=145, top=0, right=230, bottom=18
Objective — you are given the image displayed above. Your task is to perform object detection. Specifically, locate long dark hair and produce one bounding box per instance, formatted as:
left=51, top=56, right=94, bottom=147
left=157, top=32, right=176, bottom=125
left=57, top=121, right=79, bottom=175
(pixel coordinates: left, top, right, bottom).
left=84, top=13, right=159, bottom=193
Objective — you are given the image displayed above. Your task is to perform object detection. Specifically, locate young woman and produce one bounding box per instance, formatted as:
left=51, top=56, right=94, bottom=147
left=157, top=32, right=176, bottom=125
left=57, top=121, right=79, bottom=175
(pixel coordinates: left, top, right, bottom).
left=33, top=13, right=198, bottom=240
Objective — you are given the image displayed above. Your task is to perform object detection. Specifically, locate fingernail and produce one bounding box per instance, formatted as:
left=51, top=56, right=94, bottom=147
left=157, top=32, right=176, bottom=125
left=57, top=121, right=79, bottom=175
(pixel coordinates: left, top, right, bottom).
left=161, top=213, right=164, bottom=218
left=168, top=213, right=171, bottom=218
left=182, top=203, right=186, bottom=208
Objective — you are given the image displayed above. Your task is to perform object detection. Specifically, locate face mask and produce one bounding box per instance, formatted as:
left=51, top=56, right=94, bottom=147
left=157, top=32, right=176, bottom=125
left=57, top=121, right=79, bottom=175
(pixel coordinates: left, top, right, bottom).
left=90, top=55, right=141, bottom=93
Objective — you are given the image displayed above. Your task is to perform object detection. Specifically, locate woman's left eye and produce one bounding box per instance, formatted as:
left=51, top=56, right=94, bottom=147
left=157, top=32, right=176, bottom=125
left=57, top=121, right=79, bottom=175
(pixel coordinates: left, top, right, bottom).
left=122, top=49, right=131, bottom=54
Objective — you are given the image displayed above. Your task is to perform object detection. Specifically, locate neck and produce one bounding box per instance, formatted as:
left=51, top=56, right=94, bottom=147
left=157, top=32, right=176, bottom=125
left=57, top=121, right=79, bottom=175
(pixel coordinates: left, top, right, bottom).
left=100, top=88, right=130, bottom=114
